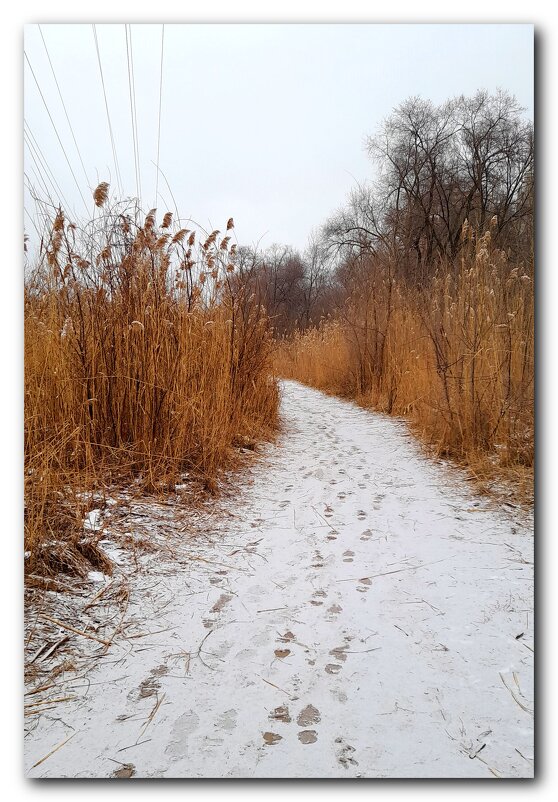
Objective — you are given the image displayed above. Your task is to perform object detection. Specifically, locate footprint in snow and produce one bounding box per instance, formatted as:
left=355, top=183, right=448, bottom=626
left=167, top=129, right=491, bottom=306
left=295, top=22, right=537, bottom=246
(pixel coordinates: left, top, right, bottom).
left=311, top=551, right=325, bottom=568
left=132, top=667, right=166, bottom=700
left=150, top=664, right=170, bottom=678
left=330, top=646, right=348, bottom=663
left=278, top=629, right=296, bottom=643
left=335, top=738, right=359, bottom=768
left=165, top=711, right=200, bottom=759
left=111, top=763, right=135, bottom=778
left=343, top=550, right=355, bottom=563
left=210, top=593, right=232, bottom=614
left=263, top=732, right=282, bottom=746
left=326, top=604, right=342, bottom=620
left=269, top=705, right=291, bottom=723
left=277, top=630, right=296, bottom=643
left=296, top=704, right=321, bottom=727
left=216, top=709, right=238, bottom=732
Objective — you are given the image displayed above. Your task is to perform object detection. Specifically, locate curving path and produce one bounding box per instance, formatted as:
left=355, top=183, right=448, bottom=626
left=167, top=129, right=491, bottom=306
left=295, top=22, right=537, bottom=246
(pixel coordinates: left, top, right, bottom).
left=25, top=381, right=534, bottom=778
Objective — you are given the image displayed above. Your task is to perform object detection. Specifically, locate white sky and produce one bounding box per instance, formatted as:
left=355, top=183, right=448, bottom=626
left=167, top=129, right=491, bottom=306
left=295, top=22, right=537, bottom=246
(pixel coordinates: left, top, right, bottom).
left=24, top=23, right=534, bottom=251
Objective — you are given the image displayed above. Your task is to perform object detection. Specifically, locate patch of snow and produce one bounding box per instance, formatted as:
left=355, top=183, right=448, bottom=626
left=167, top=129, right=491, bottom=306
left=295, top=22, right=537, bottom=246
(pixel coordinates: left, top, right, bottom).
left=83, top=509, right=103, bottom=532
left=87, top=571, right=106, bottom=583
left=98, top=540, right=125, bottom=565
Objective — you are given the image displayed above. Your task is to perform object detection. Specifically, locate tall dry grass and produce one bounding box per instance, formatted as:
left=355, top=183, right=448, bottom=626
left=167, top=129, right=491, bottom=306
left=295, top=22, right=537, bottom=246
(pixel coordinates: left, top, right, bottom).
left=25, top=189, right=279, bottom=576
left=276, top=221, right=534, bottom=497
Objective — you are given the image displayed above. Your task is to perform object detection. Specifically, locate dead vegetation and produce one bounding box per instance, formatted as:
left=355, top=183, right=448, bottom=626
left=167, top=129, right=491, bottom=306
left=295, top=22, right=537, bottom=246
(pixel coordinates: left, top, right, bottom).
left=275, top=222, right=534, bottom=503
left=24, top=482, right=250, bottom=732
left=24, top=186, right=279, bottom=579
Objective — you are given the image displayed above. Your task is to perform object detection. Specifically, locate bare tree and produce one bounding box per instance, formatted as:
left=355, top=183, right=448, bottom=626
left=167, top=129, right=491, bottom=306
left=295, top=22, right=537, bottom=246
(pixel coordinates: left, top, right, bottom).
left=363, top=90, right=533, bottom=277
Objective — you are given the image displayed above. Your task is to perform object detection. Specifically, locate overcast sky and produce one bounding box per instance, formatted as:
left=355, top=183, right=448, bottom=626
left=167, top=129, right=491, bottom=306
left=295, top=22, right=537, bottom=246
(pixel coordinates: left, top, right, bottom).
left=24, top=23, right=534, bottom=252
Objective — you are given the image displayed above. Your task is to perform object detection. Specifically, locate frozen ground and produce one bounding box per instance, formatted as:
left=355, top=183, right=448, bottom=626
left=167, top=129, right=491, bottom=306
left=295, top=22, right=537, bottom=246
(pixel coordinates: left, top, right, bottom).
left=24, top=381, right=534, bottom=778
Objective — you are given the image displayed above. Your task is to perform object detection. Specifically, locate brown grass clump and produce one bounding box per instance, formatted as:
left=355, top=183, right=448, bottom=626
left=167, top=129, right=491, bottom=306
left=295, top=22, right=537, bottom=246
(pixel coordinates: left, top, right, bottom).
left=25, top=187, right=279, bottom=577
left=275, top=223, right=534, bottom=501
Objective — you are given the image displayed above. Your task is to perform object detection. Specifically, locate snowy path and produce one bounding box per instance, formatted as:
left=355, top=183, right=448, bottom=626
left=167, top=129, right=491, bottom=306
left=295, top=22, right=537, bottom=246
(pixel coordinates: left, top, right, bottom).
left=25, top=381, right=534, bottom=778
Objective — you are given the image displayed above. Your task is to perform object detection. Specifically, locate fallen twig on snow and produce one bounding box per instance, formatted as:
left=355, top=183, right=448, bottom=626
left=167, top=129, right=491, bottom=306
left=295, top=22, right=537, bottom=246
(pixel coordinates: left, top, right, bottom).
left=499, top=672, right=533, bottom=716
left=337, top=557, right=450, bottom=583
left=40, top=614, right=111, bottom=646
left=30, top=732, right=75, bottom=768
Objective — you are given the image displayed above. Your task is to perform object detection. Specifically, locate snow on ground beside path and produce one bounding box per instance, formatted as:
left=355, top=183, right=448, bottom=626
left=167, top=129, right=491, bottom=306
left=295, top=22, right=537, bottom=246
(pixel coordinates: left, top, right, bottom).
left=24, top=381, right=534, bottom=778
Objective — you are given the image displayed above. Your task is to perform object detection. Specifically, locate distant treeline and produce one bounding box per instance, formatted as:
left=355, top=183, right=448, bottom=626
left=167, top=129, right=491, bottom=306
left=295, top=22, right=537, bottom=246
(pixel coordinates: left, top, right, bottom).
left=235, top=90, right=533, bottom=335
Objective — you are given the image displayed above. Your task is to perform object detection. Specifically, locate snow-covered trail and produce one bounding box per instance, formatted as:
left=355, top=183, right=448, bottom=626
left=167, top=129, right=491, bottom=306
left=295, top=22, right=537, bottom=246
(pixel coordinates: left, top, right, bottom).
left=25, top=381, right=534, bottom=778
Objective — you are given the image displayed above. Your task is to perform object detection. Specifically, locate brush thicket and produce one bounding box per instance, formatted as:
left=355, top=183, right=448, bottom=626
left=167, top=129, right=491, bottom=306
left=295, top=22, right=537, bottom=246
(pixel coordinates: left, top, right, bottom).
left=275, top=221, right=534, bottom=496
left=25, top=189, right=279, bottom=575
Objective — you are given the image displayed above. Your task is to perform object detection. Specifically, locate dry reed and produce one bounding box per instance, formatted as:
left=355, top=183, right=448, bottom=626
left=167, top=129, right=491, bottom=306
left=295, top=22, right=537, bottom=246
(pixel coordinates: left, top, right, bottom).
left=275, top=221, right=534, bottom=499
left=25, top=187, right=279, bottom=576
